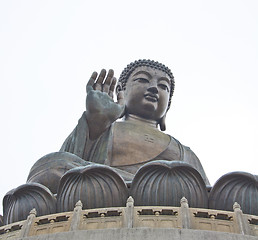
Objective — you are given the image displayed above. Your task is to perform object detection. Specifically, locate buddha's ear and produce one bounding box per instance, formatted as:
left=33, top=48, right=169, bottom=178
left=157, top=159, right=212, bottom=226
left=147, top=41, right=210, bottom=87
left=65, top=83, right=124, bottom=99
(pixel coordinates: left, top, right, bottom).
left=159, top=114, right=166, bottom=131
left=116, top=82, right=123, bottom=95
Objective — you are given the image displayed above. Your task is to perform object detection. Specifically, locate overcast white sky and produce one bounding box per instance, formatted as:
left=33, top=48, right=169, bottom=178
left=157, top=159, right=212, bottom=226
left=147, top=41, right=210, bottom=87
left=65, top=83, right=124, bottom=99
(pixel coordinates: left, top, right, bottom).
left=0, top=0, right=258, bottom=215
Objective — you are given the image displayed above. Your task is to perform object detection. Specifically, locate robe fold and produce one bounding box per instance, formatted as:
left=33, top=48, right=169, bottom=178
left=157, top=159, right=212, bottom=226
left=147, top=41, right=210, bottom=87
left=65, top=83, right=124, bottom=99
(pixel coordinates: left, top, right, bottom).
left=60, top=112, right=210, bottom=186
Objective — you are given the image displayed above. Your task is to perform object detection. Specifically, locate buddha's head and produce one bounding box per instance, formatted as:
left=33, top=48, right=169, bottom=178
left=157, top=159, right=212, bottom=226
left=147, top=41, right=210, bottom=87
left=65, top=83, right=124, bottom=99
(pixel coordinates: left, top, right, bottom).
left=117, top=59, right=175, bottom=131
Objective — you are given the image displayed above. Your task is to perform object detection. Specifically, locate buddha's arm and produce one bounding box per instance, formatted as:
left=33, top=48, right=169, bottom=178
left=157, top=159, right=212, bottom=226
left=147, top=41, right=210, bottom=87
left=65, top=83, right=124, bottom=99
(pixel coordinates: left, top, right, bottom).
left=60, top=69, right=124, bottom=157
left=60, top=111, right=88, bottom=158
left=60, top=111, right=113, bottom=163
left=85, top=69, right=125, bottom=140
left=182, top=146, right=210, bottom=186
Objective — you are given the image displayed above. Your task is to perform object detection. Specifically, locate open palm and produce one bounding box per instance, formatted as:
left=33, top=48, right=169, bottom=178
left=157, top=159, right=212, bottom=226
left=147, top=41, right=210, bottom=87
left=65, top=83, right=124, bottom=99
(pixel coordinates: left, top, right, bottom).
left=85, top=69, right=125, bottom=140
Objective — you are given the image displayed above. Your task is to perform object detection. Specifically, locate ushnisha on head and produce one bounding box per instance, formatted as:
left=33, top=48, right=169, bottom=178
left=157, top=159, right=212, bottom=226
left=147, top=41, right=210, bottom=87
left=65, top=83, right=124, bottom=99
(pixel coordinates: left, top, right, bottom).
left=118, top=59, right=175, bottom=111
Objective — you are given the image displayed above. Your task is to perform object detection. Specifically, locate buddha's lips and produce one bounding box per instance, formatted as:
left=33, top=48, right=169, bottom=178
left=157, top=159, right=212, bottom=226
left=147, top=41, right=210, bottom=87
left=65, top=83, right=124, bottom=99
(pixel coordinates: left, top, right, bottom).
left=144, top=93, right=158, bottom=102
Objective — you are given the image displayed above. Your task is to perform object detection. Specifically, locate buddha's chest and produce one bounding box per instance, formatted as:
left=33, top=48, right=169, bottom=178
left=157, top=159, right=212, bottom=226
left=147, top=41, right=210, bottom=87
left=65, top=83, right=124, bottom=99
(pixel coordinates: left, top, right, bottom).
left=110, top=122, right=170, bottom=167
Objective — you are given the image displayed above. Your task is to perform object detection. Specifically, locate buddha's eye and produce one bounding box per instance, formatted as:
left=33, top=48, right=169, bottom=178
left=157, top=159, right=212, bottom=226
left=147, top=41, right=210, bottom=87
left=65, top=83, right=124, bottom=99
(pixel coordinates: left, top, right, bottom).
left=134, top=78, right=149, bottom=83
left=158, top=83, right=169, bottom=92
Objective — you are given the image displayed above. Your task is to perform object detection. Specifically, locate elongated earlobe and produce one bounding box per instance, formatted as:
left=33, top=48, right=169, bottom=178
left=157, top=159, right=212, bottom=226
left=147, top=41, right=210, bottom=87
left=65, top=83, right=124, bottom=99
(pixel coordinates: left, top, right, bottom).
left=159, top=115, right=166, bottom=131
left=116, top=82, right=122, bottom=95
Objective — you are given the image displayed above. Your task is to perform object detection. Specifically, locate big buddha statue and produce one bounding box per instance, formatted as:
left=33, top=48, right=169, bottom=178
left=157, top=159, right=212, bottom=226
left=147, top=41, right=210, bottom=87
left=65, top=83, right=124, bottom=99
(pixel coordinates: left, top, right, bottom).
left=3, top=60, right=257, bottom=225
left=59, top=60, right=210, bottom=184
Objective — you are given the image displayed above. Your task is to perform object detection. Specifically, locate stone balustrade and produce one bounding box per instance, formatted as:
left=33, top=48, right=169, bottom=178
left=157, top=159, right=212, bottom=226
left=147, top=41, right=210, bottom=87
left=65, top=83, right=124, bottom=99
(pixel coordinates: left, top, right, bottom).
left=0, top=197, right=257, bottom=240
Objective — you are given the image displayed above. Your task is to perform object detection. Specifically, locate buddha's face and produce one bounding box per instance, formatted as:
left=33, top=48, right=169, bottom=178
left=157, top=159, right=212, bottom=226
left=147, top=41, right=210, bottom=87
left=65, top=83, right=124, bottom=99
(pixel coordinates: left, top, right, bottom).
left=122, top=66, right=171, bottom=121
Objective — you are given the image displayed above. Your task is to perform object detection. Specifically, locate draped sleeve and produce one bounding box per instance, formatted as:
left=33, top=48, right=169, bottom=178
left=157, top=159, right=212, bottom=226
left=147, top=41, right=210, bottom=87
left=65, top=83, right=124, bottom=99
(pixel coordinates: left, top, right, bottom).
left=60, top=112, right=88, bottom=158
left=60, top=111, right=112, bottom=165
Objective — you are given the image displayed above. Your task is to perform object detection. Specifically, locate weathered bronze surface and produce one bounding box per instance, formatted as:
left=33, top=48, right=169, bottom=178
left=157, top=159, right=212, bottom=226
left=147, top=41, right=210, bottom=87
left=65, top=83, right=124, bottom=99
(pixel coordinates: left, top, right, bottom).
left=209, top=172, right=258, bottom=215
left=3, top=183, right=56, bottom=224
left=57, top=164, right=129, bottom=212
left=130, top=161, right=208, bottom=208
left=27, top=152, right=89, bottom=194
left=59, top=60, right=210, bottom=185
left=3, top=59, right=257, bottom=225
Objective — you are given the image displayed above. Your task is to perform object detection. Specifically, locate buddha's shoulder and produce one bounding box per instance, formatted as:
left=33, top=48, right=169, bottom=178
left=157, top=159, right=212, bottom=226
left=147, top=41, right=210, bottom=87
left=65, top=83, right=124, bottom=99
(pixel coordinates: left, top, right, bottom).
left=167, top=135, right=191, bottom=150
left=162, top=135, right=198, bottom=160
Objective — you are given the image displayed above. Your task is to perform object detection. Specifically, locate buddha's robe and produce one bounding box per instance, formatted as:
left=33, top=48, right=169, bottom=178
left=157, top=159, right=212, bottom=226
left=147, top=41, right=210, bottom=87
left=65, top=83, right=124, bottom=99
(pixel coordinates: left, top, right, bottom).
left=60, top=112, right=210, bottom=186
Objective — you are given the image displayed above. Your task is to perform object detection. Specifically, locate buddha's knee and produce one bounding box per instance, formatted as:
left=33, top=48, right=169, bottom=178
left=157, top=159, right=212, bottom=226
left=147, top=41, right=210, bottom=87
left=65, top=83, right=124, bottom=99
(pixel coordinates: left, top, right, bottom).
left=209, top=172, right=258, bottom=215
left=130, top=160, right=209, bottom=208
left=27, top=152, right=89, bottom=194
left=56, top=164, right=129, bottom=212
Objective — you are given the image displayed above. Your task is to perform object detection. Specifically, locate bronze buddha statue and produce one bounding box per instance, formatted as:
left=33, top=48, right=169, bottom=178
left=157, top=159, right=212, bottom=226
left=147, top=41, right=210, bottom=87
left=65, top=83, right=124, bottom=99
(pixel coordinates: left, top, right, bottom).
left=3, top=60, right=257, bottom=225
left=59, top=60, right=209, bottom=185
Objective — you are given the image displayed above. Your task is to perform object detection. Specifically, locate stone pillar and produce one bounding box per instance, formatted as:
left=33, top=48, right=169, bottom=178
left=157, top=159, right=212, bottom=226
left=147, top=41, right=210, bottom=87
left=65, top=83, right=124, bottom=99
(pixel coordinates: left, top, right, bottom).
left=233, top=202, right=250, bottom=235
left=180, top=197, right=191, bottom=229
left=125, top=196, right=134, bottom=228
left=70, top=200, right=83, bottom=231
left=19, top=208, right=37, bottom=238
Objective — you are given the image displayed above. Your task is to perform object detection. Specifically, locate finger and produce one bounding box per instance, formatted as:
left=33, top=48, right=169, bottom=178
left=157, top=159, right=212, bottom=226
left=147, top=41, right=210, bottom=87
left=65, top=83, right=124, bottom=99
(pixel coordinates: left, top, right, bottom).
left=108, top=77, right=117, bottom=98
left=117, top=91, right=125, bottom=106
left=103, top=69, right=114, bottom=93
left=94, top=69, right=106, bottom=91
left=86, top=72, right=98, bottom=93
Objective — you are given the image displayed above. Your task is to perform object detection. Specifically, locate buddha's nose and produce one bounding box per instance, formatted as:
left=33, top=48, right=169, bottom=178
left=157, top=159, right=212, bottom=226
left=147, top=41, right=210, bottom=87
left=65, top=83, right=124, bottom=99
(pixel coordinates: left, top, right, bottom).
left=147, top=86, right=158, bottom=94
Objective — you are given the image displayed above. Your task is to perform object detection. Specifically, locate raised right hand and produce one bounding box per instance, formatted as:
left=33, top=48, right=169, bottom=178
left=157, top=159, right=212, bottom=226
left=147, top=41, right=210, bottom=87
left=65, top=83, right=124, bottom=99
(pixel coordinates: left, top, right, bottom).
left=85, top=69, right=125, bottom=140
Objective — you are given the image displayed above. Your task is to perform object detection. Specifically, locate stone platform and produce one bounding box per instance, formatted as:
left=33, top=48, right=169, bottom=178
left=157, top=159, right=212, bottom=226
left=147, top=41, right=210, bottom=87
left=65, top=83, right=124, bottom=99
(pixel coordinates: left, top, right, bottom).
left=12, top=228, right=258, bottom=240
